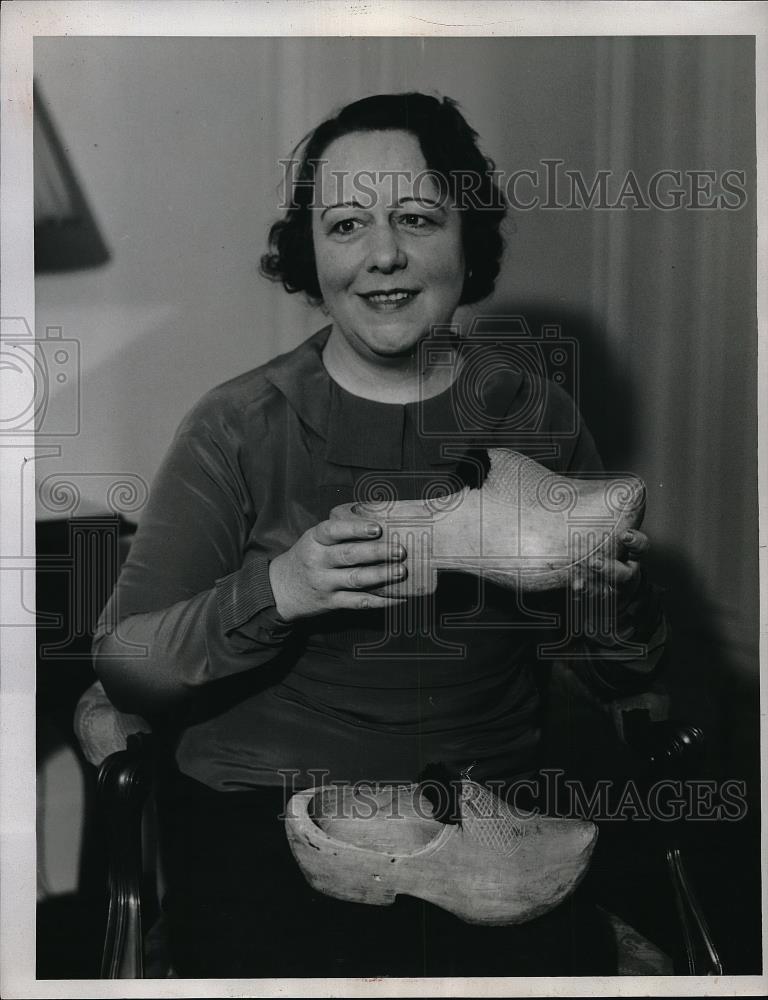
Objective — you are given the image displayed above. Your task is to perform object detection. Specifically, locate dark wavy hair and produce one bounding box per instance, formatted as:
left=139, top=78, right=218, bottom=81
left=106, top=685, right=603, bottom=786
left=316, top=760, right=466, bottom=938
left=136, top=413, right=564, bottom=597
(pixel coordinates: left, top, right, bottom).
left=260, top=93, right=507, bottom=306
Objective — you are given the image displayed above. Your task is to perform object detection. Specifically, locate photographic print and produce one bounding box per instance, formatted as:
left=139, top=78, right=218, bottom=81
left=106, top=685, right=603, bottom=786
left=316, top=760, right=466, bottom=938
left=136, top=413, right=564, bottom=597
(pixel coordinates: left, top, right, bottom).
left=1, top=2, right=765, bottom=997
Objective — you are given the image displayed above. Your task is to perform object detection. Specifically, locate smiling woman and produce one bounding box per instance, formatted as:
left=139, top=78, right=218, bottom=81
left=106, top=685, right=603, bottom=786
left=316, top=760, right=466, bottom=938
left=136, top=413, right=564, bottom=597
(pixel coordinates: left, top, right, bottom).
left=314, top=131, right=466, bottom=391
left=261, top=94, right=505, bottom=304
left=92, top=91, right=667, bottom=977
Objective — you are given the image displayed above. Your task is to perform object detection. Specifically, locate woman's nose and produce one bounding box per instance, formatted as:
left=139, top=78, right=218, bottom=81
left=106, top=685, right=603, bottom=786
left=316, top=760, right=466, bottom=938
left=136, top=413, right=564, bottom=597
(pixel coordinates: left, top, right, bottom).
left=365, top=224, right=407, bottom=273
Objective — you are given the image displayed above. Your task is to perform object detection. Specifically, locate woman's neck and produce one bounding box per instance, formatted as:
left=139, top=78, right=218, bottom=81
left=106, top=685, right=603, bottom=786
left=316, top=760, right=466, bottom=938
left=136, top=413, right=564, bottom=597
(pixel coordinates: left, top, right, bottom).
left=322, top=325, right=462, bottom=404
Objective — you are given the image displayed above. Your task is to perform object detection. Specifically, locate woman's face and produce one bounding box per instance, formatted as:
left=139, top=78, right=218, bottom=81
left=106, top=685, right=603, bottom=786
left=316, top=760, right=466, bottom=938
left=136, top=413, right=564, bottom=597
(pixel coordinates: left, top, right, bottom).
left=311, top=129, right=465, bottom=363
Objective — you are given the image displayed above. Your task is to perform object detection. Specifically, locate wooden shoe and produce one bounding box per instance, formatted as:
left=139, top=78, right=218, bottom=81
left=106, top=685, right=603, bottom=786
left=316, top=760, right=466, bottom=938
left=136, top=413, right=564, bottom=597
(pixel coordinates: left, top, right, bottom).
left=331, top=448, right=646, bottom=597
left=284, top=780, right=597, bottom=926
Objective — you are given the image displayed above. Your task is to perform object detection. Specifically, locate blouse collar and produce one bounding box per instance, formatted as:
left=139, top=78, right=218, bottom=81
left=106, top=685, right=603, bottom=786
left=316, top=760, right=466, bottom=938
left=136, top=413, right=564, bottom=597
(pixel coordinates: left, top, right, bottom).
left=262, top=325, right=523, bottom=470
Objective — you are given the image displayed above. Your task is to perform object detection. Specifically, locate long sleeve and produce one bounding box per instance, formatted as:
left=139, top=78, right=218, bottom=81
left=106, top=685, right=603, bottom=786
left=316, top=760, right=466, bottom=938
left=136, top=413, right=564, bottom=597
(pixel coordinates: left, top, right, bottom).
left=92, top=392, right=294, bottom=716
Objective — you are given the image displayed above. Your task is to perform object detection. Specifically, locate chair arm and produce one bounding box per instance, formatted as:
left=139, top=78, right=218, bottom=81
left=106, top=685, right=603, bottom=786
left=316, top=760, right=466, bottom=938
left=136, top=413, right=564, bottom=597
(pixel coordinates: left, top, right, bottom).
left=612, top=713, right=722, bottom=975
left=98, top=733, right=155, bottom=978
left=75, top=680, right=152, bottom=767
left=615, top=704, right=705, bottom=780
left=608, top=689, right=670, bottom=747
left=550, top=663, right=721, bottom=973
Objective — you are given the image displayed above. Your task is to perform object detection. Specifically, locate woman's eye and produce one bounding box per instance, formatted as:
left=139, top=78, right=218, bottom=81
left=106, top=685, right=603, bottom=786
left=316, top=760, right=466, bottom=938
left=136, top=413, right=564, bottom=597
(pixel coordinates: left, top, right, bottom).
left=399, top=214, right=432, bottom=229
left=330, top=218, right=363, bottom=235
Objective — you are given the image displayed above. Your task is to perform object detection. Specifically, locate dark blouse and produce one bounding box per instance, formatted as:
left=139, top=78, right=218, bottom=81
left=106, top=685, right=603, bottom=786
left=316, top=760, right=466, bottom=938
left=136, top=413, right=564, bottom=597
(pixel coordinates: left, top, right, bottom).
left=93, top=326, right=665, bottom=791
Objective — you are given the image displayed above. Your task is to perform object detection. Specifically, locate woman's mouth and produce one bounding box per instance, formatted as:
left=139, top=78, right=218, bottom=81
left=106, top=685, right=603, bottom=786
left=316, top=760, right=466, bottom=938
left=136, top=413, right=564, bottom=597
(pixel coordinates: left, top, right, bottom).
left=358, top=289, right=420, bottom=311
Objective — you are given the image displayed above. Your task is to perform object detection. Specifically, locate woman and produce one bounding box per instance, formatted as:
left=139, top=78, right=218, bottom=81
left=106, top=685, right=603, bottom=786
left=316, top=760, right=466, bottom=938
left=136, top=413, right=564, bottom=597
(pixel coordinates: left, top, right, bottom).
left=93, top=93, right=665, bottom=978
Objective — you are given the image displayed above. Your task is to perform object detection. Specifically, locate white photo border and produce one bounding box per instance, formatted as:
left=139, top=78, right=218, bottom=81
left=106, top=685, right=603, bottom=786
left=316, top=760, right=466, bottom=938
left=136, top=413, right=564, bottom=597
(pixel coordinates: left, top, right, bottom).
left=1, top=2, right=766, bottom=997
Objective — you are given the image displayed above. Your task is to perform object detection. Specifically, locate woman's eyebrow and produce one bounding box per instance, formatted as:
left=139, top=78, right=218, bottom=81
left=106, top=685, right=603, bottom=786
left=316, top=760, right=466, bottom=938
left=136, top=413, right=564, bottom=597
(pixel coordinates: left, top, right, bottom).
left=320, top=196, right=445, bottom=218
left=397, top=196, right=445, bottom=211
left=320, top=200, right=367, bottom=219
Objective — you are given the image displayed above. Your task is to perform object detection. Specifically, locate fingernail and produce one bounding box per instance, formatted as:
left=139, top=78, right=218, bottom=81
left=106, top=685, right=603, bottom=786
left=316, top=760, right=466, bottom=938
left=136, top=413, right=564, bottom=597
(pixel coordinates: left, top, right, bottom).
left=366, top=523, right=381, bottom=536
left=393, top=566, right=405, bottom=578
left=391, top=544, right=405, bottom=559
left=592, top=558, right=603, bottom=571
left=623, top=531, right=634, bottom=542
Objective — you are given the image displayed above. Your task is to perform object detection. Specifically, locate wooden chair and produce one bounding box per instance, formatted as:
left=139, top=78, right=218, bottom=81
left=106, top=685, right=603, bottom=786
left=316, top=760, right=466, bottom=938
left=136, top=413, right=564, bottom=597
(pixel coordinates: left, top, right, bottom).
left=74, top=674, right=722, bottom=979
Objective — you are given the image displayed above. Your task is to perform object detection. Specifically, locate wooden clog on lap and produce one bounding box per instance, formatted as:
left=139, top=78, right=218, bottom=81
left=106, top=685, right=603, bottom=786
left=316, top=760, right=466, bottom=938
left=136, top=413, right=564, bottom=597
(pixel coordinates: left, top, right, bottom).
left=285, top=780, right=598, bottom=926
left=331, top=448, right=646, bottom=598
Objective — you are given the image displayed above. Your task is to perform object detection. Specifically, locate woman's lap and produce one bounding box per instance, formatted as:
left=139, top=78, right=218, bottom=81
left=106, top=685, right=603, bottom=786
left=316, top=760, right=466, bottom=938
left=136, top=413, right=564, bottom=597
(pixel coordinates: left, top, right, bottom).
left=156, top=765, right=616, bottom=979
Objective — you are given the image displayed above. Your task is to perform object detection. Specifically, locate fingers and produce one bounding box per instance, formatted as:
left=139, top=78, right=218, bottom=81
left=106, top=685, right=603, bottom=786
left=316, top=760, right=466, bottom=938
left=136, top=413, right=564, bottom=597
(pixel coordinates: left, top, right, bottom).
left=313, top=517, right=382, bottom=546
left=620, top=528, right=650, bottom=558
left=574, top=556, right=641, bottom=603
left=333, top=591, right=408, bottom=612
left=311, top=518, right=406, bottom=576
left=331, top=539, right=406, bottom=569
left=276, top=517, right=410, bottom=621
left=328, top=560, right=407, bottom=593
left=307, top=515, right=409, bottom=595
left=588, top=556, right=639, bottom=590
left=573, top=526, right=649, bottom=596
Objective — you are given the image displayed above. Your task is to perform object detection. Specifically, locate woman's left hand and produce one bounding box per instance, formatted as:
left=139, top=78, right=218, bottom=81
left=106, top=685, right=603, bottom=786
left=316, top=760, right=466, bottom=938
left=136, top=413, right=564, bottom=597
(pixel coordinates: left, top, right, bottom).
left=574, top=527, right=650, bottom=607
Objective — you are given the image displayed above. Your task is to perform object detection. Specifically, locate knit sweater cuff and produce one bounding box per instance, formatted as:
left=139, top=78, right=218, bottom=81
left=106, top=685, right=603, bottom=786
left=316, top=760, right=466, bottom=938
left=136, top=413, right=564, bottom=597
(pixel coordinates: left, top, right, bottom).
left=215, top=555, right=291, bottom=636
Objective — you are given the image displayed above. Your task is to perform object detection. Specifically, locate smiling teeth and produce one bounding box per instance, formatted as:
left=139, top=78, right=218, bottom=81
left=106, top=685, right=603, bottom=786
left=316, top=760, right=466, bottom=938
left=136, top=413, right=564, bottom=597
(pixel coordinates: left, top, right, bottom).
left=367, top=291, right=413, bottom=303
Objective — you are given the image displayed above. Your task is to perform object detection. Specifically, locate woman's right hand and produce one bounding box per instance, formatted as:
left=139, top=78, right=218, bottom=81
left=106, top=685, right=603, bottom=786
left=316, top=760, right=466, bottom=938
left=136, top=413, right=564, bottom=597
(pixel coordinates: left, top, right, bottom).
left=268, top=517, right=408, bottom=622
